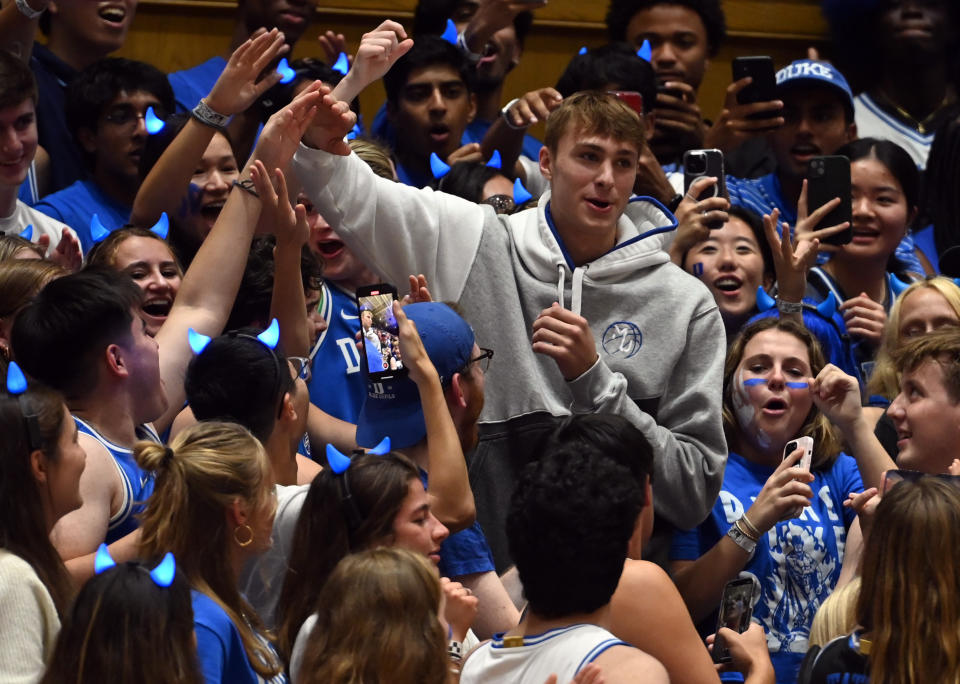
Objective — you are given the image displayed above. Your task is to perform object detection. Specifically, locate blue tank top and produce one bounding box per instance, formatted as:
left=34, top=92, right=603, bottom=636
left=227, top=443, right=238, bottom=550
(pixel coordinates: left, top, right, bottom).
left=74, top=417, right=159, bottom=544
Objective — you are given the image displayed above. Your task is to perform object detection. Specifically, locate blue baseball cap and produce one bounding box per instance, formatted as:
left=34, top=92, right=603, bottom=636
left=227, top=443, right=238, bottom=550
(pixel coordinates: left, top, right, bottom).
left=355, top=302, right=475, bottom=449
left=776, top=59, right=854, bottom=119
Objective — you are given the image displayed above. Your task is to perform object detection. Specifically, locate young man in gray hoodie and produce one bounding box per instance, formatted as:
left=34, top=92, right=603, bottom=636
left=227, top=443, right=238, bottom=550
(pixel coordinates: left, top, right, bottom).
left=290, top=30, right=727, bottom=566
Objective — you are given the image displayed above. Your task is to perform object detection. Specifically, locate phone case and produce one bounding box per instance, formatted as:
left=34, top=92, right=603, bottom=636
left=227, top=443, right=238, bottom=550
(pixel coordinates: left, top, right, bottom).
left=807, top=156, right=852, bottom=246
left=683, top=149, right=726, bottom=202
left=732, top=56, right=778, bottom=110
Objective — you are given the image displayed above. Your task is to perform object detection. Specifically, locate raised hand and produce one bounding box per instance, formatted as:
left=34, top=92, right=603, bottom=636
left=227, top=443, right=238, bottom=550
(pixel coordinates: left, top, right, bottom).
left=334, top=20, right=413, bottom=102
left=37, top=230, right=82, bottom=272
left=463, top=0, right=548, bottom=54
left=254, top=81, right=326, bottom=169
left=793, top=179, right=849, bottom=254
left=745, top=447, right=815, bottom=532
left=301, top=82, right=357, bottom=155
left=761, top=208, right=819, bottom=304
left=839, top=293, right=886, bottom=346
left=317, top=29, right=349, bottom=67
left=532, top=303, right=599, bottom=381
left=809, top=363, right=865, bottom=432
left=502, top=87, right=564, bottom=129
left=441, top=576, right=479, bottom=642
left=703, top=77, right=784, bottom=153
left=401, top=274, right=433, bottom=305
left=205, top=28, right=289, bottom=117
left=669, top=176, right=729, bottom=264
left=257, top=166, right=308, bottom=247
left=446, top=142, right=485, bottom=165
left=654, top=81, right=705, bottom=147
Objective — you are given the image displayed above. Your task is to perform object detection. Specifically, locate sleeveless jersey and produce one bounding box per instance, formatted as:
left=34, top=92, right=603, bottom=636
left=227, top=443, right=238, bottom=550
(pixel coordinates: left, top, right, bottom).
left=74, top=417, right=159, bottom=544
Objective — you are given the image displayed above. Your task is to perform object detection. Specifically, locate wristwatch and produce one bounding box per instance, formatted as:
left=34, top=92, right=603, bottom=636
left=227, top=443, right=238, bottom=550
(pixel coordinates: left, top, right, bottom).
left=726, top=521, right=757, bottom=555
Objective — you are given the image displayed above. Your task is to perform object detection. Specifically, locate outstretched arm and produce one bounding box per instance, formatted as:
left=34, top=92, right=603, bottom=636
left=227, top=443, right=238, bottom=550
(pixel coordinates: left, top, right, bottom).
left=153, top=90, right=324, bottom=433
left=331, top=20, right=413, bottom=104
left=130, top=28, right=287, bottom=227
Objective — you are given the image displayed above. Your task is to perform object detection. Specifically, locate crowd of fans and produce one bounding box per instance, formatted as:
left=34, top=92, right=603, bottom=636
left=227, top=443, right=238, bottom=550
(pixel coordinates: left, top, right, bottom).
left=1, top=0, right=960, bottom=682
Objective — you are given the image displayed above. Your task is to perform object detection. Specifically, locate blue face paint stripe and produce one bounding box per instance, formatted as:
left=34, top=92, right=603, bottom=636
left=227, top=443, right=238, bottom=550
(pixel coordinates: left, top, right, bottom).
left=693, top=262, right=703, bottom=277
left=742, top=378, right=766, bottom=386
left=786, top=382, right=809, bottom=389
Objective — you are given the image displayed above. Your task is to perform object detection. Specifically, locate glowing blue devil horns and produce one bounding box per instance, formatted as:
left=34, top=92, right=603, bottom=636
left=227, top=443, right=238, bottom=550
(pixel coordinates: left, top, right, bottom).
left=5, top=361, right=28, bottom=395
left=578, top=46, right=588, bottom=56
left=257, top=318, right=280, bottom=348
left=513, top=178, right=532, bottom=205
left=90, top=214, right=111, bottom=244
left=94, top=544, right=176, bottom=587
left=636, top=39, right=652, bottom=63
left=430, top=152, right=451, bottom=180
left=19, top=224, right=32, bottom=241
left=145, top=106, right=165, bottom=135
left=332, top=52, right=349, bottom=76
left=441, top=18, right=458, bottom=45
left=756, top=286, right=776, bottom=312
left=486, top=150, right=502, bottom=169
left=188, top=328, right=212, bottom=355
left=151, top=212, right=169, bottom=239
left=277, top=57, right=296, bottom=84
left=326, top=437, right=392, bottom=473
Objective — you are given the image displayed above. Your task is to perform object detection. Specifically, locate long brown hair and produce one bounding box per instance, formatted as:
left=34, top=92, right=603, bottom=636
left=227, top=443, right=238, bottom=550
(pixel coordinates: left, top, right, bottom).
left=136, top=421, right=281, bottom=679
left=0, top=382, right=73, bottom=615
left=299, top=548, right=447, bottom=684
left=723, top=317, right=843, bottom=469
left=857, top=477, right=960, bottom=684
left=276, top=452, right=420, bottom=661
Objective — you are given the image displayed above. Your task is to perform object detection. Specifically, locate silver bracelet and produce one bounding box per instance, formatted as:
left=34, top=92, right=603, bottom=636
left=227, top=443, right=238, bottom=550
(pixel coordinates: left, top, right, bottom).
left=456, top=30, right=483, bottom=65
left=15, top=0, right=45, bottom=19
left=776, top=297, right=803, bottom=315
left=500, top=98, right=528, bottom=131
left=191, top=98, right=229, bottom=129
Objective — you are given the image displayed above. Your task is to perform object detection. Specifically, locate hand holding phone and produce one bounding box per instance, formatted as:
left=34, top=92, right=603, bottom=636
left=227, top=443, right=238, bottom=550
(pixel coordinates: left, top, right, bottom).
left=683, top=149, right=726, bottom=229
left=356, top=283, right=406, bottom=380
left=712, top=578, right=756, bottom=663
left=783, top=436, right=814, bottom=519
left=732, top=56, right=781, bottom=124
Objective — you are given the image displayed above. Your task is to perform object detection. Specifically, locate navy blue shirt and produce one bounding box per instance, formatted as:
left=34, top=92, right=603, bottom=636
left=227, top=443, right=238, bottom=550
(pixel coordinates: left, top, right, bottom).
left=34, top=179, right=130, bottom=253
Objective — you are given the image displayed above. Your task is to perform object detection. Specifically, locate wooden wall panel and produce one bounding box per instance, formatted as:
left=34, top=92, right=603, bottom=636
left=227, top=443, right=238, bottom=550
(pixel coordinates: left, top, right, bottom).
left=117, top=0, right=828, bottom=137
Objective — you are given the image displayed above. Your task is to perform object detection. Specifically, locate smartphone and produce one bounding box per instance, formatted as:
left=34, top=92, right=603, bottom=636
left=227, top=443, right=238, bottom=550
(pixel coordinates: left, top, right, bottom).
left=355, top=283, right=405, bottom=380
left=656, top=83, right=684, bottom=102
left=732, top=56, right=780, bottom=123
left=783, top=436, right=813, bottom=472
left=713, top=578, right=755, bottom=663
left=609, top=90, right=644, bottom=116
left=807, top=155, right=852, bottom=246
left=683, top=149, right=726, bottom=230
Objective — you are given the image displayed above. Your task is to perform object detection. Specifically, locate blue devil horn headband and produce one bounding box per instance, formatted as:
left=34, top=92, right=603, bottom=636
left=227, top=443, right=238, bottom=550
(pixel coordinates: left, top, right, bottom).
left=637, top=39, right=652, bottom=63
left=150, top=212, right=169, bottom=239
left=149, top=552, right=176, bottom=587
left=578, top=46, right=587, bottom=55
left=145, top=106, right=165, bottom=134
left=277, top=57, right=296, bottom=84
left=486, top=150, right=502, bottom=169
left=332, top=52, right=349, bottom=76
left=430, top=152, right=451, bottom=180
left=513, top=178, right=532, bottom=205
left=19, top=224, right=32, bottom=241
left=257, top=319, right=280, bottom=348
left=367, top=436, right=391, bottom=455
left=6, top=361, right=28, bottom=395
left=816, top=292, right=838, bottom=319
left=188, top=328, right=211, bottom=355
left=326, top=443, right=353, bottom=474
left=90, top=214, right=110, bottom=243
left=94, top=543, right=117, bottom=574
left=441, top=19, right=458, bottom=45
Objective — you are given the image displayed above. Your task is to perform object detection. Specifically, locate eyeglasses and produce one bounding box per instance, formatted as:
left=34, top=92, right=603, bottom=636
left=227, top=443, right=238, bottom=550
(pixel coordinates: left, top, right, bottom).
left=468, top=347, right=494, bottom=373
left=882, top=469, right=960, bottom=495
left=289, top=356, right=311, bottom=382
left=102, top=104, right=165, bottom=128
left=482, top=194, right=516, bottom=215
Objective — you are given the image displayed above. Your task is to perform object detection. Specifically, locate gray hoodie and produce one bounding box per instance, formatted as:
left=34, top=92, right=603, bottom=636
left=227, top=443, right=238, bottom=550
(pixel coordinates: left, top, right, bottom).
left=293, top=146, right=727, bottom=568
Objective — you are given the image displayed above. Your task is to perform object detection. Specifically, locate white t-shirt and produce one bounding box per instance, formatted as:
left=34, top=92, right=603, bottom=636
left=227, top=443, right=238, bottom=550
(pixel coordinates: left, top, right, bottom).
left=0, top=200, right=73, bottom=257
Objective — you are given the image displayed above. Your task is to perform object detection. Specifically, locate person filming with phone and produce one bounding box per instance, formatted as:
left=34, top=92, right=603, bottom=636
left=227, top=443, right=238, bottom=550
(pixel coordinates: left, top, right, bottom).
left=670, top=318, right=864, bottom=684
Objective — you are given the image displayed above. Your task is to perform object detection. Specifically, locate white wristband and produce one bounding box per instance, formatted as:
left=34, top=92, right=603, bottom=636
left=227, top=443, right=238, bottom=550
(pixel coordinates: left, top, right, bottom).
left=500, top=98, right=528, bottom=131
left=15, top=0, right=45, bottom=19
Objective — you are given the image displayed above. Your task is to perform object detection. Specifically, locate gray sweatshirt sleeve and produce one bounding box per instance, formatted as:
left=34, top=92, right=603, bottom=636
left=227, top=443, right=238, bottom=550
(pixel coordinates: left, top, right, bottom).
left=566, top=304, right=728, bottom=530
left=291, top=144, right=485, bottom=301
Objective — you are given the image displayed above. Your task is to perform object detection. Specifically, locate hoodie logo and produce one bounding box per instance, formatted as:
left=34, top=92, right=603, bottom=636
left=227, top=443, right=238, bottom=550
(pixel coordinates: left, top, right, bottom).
left=602, top=321, right=643, bottom=359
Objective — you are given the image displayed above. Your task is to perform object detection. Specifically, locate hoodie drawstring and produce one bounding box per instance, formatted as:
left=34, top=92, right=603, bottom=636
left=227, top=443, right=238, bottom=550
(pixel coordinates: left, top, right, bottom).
left=555, top=264, right=586, bottom=317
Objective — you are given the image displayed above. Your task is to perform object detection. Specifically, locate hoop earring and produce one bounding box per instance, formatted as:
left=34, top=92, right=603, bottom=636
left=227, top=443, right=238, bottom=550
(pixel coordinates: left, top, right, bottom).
left=233, top=524, right=254, bottom=547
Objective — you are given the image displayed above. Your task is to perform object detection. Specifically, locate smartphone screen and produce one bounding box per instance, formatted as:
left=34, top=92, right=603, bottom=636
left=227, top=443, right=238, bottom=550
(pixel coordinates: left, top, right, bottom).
left=713, top=578, right=755, bottom=663
left=807, top=155, right=852, bottom=246
left=356, top=284, right=405, bottom=380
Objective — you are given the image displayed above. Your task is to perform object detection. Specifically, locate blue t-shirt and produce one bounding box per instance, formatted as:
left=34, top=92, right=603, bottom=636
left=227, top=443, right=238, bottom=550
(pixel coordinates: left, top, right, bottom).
left=192, top=591, right=287, bottom=684
left=418, top=470, right=496, bottom=578
left=33, top=179, right=130, bottom=253
left=306, top=281, right=367, bottom=425
left=912, top=223, right=939, bottom=273
left=671, top=451, right=863, bottom=684
left=727, top=172, right=924, bottom=275
left=169, top=56, right=228, bottom=113
left=74, top=417, right=158, bottom=545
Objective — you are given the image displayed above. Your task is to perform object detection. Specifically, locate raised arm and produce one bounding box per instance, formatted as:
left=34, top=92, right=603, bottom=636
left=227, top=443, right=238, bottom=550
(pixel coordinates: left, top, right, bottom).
left=153, top=88, right=324, bottom=433
left=395, top=301, right=475, bottom=531
left=0, top=0, right=45, bottom=61
left=130, top=28, right=287, bottom=227
left=331, top=19, right=413, bottom=104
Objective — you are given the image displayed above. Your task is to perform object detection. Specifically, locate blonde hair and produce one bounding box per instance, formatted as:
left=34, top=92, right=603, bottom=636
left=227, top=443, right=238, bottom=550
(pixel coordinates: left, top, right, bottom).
left=299, top=548, right=447, bottom=684
left=723, top=317, right=843, bottom=469
left=808, top=576, right=860, bottom=648
left=857, top=477, right=960, bottom=684
left=136, top=422, right=281, bottom=679
left=544, top=90, right=646, bottom=154
left=868, top=277, right=960, bottom=400
left=349, top=138, right=396, bottom=181
left=0, top=259, right=66, bottom=319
